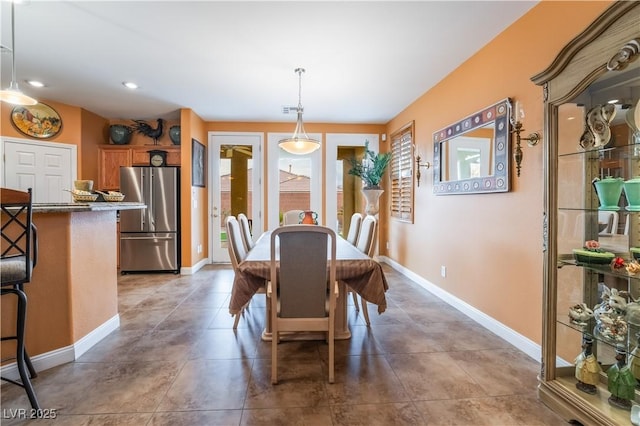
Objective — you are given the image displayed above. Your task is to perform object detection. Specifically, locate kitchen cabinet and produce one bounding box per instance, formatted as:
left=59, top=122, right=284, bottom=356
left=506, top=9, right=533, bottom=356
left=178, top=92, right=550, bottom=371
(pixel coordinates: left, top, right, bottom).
left=532, top=2, right=640, bottom=425
left=98, top=146, right=181, bottom=190
left=98, top=146, right=131, bottom=190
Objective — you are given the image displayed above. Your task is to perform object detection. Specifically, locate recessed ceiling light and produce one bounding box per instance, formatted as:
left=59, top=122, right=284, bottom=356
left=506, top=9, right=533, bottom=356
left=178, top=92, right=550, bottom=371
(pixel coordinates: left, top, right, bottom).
left=26, top=80, right=44, bottom=88
left=123, top=82, right=138, bottom=89
left=607, top=99, right=619, bottom=104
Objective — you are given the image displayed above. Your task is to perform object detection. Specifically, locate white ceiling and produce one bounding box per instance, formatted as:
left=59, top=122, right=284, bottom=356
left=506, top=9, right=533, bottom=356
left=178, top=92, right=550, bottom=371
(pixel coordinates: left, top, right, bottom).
left=0, top=1, right=537, bottom=123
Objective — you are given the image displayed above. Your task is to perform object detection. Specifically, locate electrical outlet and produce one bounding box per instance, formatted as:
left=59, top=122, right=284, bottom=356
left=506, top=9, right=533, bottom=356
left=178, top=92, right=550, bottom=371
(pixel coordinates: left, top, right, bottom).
left=197, top=244, right=202, bottom=254
left=441, top=265, right=446, bottom=278
left=386, top=241, right=390, bottom=250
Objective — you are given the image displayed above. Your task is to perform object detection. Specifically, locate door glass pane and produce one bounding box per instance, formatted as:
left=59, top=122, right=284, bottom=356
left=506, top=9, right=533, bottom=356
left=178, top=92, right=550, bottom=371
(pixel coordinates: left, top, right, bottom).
left=337, top=147, right=365, bottom=237
left=220, top=146, right=253, bottom=247
left=279, top=149, right=311, bottom=225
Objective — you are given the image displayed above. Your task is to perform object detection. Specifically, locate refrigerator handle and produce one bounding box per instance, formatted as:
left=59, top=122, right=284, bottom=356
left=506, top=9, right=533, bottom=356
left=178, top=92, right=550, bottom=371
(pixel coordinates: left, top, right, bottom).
left=140, top=168, right=145, bottom=231
left=149, top=169, right=155, bottom=230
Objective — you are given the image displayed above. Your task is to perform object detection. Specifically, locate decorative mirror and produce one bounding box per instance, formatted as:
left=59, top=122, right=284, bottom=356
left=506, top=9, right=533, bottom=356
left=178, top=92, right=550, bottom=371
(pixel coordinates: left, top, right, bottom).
left=433, top=98, right=511, bottom=195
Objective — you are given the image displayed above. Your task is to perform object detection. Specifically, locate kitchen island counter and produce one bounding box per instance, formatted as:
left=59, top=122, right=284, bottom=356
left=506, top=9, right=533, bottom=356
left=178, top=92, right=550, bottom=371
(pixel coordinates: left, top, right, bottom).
left=32, top=202, right=145, bottom=213
left=1, top=203, right=145, bottom=378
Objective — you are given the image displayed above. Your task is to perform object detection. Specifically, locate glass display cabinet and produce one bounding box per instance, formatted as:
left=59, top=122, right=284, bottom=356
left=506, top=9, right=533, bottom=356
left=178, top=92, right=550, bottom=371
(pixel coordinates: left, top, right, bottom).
left=533, top=2, right=640, bottom=425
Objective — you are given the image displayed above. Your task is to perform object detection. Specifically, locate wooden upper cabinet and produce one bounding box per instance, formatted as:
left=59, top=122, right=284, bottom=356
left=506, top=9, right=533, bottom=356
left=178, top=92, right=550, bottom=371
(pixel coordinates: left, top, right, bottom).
left=98, top=147, right=131, bottom=190
left=98, top=146, right=181, bottom=190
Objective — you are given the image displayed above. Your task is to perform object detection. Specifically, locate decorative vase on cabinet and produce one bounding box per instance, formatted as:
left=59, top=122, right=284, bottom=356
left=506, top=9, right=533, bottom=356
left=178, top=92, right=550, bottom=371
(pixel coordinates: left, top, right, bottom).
left=533, top=2, right=640, bottom=426
left=593, top=176, right=623, bottom=211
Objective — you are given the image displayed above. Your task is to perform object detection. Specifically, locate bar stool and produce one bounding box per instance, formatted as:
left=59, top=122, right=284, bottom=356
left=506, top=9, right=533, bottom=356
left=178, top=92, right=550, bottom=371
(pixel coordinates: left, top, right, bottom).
left=1, top=187, right=40, bottom=409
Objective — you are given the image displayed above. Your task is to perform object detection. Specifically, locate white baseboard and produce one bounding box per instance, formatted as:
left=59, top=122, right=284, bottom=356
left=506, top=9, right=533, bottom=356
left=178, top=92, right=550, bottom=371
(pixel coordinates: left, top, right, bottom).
left=181, top=257, right=209, bottom=275
left=379, top=256, right=541, bottom=363
left=73, top=314, right=120, bottom=359
left=1, top=314, right=119, bottom=381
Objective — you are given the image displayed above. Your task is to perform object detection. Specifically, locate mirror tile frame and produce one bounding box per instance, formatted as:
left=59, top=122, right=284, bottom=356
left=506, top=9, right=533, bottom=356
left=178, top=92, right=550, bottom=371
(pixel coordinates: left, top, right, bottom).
left=433, top=98, right=511, bottom=195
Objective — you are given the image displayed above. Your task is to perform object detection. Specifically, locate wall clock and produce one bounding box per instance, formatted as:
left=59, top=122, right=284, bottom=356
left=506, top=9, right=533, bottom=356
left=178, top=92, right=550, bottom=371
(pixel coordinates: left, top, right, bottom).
left=149, top=150, right=167, bottom=167
left=11, top=103, right=62, bottom=139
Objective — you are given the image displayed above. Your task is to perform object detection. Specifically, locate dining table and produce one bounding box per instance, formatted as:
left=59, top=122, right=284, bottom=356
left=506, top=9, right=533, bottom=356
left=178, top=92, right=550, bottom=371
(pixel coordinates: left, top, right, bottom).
left=229, top=230, right=389, bottom=340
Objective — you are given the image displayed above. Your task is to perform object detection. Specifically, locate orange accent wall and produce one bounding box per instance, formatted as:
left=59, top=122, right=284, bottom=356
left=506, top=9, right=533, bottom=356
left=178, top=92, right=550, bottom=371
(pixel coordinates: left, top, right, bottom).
left=181, top=109, right=208, bottom=267
left=385, top=1, right=613, bottom=345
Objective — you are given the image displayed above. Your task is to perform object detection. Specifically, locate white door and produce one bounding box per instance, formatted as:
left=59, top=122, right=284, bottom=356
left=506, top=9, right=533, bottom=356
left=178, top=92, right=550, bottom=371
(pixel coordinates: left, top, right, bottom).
left=1, top=137, right=77, bottom=203
left=209, top=132, right=263, bottom=263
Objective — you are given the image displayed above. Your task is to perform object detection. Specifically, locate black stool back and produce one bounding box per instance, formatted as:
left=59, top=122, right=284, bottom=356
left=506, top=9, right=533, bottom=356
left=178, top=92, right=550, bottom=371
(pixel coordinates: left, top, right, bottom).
left=1, top=187, right=40, bottom=409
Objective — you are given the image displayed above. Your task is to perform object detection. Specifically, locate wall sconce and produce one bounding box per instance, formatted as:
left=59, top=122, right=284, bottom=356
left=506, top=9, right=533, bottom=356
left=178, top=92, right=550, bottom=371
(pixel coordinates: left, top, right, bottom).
left=415, top=154, right=431, bottom=187
left=511, top=101, right=540, bottom=177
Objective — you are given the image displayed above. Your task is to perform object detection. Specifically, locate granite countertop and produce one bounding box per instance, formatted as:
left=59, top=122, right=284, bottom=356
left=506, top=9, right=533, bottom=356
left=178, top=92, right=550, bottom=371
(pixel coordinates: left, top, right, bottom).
left=32, top=202, right=146, bottom=213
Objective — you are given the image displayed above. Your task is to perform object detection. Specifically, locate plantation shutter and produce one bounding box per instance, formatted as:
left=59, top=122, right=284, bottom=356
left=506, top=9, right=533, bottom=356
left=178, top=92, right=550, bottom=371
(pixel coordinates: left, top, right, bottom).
left=390, top=122, right=414, bottom=223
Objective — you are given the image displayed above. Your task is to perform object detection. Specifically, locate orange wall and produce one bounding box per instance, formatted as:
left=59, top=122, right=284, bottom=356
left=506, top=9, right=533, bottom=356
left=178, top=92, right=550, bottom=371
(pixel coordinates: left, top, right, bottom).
left=385, top=1, right=613, bottom=345
left=181, top=109, right=208, bottom=267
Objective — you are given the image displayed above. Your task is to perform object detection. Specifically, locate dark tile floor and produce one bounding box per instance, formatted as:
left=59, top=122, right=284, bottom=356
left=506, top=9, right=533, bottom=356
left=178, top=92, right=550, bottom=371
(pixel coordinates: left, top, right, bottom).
left=1, top=264, right=566, bottom=425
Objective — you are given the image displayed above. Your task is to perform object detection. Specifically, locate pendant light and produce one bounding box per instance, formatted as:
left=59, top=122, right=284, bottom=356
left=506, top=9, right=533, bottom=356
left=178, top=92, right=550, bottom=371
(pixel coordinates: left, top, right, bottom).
left=279, top=68, right=320, bottom=155
left=0, top=2, right=37, bottom=106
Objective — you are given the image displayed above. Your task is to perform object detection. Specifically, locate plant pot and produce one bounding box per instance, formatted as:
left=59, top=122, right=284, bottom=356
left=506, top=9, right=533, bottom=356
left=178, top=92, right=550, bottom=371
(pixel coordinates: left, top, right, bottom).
left=169, top=125, right=181, bottom=145
left=362, top=188, right=384, bottom=216
left=593, top=176, right=623, bottom=211
left=109, top=124, right=133, bottom=145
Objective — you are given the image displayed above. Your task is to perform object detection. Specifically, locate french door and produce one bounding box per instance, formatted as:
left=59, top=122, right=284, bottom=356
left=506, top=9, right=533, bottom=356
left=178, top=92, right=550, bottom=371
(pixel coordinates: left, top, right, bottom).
left=209, top=132, right=262, bottom=263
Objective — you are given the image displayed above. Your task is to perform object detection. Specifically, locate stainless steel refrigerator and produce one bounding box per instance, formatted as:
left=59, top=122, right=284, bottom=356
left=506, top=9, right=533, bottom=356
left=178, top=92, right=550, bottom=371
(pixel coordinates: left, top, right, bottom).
left=119, top=166, right=180, bottom=273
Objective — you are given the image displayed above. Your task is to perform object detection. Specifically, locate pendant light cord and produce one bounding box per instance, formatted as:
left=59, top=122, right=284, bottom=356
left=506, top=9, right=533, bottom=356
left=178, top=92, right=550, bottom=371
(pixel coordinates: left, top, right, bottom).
left=10, top=2, right=17, bottom=84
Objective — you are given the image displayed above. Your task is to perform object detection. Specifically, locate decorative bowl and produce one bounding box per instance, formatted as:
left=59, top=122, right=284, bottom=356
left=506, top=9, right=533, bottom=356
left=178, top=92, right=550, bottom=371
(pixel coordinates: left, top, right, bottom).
left=169, top=125, right=181, bottom=145
left=109, top=124, right=133, bottom=145
left=572, top=248, right=615, bottom=264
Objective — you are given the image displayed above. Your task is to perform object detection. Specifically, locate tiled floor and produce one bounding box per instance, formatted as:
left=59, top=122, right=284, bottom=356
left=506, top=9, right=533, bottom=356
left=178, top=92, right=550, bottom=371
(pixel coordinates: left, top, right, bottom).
left=1, top=264, right=566, bottom=425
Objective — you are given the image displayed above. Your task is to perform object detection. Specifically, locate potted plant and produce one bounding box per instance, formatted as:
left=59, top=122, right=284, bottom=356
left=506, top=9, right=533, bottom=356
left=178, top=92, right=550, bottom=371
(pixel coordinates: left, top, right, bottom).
left=347, top=141, right=392, bottom=215
left=347, top=141, right=392, bottom=189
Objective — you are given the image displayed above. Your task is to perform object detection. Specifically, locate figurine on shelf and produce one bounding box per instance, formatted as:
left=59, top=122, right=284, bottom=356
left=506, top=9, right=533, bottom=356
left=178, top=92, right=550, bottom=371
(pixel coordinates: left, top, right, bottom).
left=630, top=333, right=640, bottom=388
left=608, top=344, right=636, bottom=410
left=568, top=303, right=593, bottom=327
left=574, top=334, right=602, bottom=394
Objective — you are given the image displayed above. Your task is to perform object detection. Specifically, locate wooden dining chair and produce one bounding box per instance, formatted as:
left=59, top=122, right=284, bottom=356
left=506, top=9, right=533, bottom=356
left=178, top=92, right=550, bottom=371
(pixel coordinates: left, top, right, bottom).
left=237, top=213, right=255, bottom=251
left=268, top=225, right=338, bottom=384
left=282, top=209, right=304, bottom=225
left=352, top=215, right=378, bottom=326
left=226, top=215, right=265, bottom=329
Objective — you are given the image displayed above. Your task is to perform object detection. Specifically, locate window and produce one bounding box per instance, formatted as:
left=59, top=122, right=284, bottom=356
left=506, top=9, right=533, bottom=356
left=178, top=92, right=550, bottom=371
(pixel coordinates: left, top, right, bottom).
left=390, top=122, right=414, bottom=223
